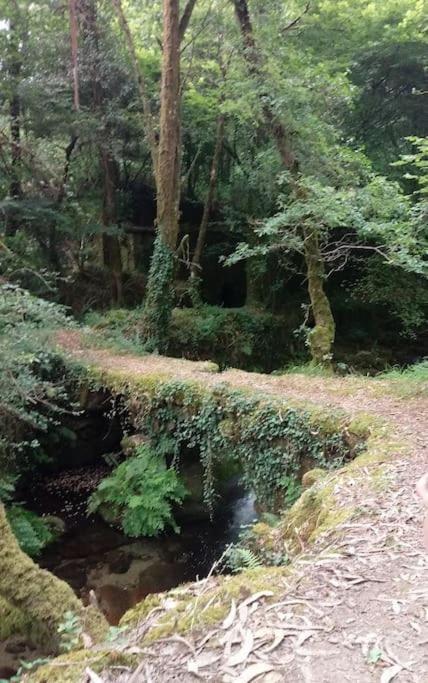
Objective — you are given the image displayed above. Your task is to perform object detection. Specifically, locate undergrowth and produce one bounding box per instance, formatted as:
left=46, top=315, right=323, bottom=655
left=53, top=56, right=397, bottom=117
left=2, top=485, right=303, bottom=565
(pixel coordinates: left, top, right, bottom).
left=6, top=506, right=56, bottom=558
left=86, top=373, right=359, bottom=514
left=88, top=443, right=188, bottom=536
left=379, top=360, right=428, bottom=397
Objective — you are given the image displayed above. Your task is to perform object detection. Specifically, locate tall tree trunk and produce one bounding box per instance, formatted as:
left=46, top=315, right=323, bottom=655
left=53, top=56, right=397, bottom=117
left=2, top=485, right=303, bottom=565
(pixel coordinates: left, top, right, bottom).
left=190, top=113, right=225, bottom=297
left=232, top=0, right=335, bottom=367
left=69, top=0, right=80, bottom=111
left=5, top=16, right=23, bottom=237
left=0, top=503, right=107, bottom=651
left=304, top=227, right=335, bottom=367
left=144, top=0, right=196, bottom=351
left=156, top=0, right=181, bottom=251
left=79, top=0, right=123, bottom=305
left=100, top=147, right=123, bottom=306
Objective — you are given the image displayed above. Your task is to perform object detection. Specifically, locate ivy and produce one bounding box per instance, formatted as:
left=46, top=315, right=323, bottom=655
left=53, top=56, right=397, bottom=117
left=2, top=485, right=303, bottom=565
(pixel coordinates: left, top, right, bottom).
left=104, top=378, right=356, bottom=514
left=143, top=237, right=175, bottom=354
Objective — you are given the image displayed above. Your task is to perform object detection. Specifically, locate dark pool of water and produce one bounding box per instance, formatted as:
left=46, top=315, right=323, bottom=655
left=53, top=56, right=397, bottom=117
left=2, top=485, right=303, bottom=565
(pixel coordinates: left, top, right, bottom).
left=31, top=472, right=257, bottom=624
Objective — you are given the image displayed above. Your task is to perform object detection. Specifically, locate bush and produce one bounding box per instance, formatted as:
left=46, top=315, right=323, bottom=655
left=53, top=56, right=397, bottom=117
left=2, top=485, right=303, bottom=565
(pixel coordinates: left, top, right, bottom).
left=169, top=306, right=300, bottom=370
left=88, top=444, right=188, bottom=537
left=0, top=285, right=72, bottom=479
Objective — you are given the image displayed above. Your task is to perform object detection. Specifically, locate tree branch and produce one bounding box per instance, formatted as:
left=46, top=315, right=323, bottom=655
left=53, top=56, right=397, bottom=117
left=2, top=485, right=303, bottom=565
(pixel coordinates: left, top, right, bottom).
left=281, top=2, right=310, bottom=34
left=179, top=0, right=197, bottom=42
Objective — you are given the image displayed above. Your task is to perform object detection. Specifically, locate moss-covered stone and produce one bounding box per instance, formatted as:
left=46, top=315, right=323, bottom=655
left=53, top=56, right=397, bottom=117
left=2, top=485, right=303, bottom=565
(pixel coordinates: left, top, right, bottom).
left=302, top=467, right=327, bottom=488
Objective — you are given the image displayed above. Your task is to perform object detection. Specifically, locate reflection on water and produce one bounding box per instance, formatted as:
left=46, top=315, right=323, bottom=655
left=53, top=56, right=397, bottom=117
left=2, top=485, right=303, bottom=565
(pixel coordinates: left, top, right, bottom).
left=37, top=482, right=257, bottom=624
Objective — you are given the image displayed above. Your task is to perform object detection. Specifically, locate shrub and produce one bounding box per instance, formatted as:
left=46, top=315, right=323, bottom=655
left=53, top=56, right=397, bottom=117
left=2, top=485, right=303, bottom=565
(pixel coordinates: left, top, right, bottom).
left=88, top=444, right=188, bottom=537
left=0, top=285, right=72, bottom=479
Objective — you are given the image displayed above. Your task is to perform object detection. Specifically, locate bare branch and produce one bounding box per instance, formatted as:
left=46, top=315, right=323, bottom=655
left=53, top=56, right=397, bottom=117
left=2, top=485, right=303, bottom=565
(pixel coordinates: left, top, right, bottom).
left=111, top=0, right=158, bottom=178
left=281, top=2, right=310, bottom=34
left=179, top=0, right=198, bottom=42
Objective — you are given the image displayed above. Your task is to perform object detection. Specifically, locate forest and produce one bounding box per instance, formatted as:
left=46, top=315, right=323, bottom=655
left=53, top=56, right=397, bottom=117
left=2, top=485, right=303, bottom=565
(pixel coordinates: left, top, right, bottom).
left=0, top=0, right=427, bottom=681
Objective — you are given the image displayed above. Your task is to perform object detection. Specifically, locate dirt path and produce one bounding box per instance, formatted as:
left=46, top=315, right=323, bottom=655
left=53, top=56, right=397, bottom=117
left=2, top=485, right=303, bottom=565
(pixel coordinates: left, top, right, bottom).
left=57, top=332, right=428, bottom=683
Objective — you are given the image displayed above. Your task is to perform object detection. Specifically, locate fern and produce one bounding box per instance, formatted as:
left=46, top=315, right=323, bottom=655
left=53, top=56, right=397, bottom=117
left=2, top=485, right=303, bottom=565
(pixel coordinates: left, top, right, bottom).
left=7, top=505, right=55, bottom=557
left=225, top=546, right=262, bottom=574
left=88, top=444, right=188, bottom=537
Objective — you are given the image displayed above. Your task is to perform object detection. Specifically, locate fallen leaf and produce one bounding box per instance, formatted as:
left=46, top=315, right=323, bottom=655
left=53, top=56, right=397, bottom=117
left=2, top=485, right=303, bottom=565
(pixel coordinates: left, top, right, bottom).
left=380, top=665, right=402, bottom=683
left=85, top=668, right=104, bottom=683
left=235, top=663, right=275, bottom=683
left=242, top=591, right=274, bottom=607
left=226, top=629, right=254, bottom=667
left=222, top=600, right=237, bottom=630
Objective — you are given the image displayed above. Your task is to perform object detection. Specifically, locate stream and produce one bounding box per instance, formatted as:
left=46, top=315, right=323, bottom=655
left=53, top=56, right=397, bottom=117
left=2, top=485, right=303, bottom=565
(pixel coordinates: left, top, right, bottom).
left=31, top=469, right=258, bottom=625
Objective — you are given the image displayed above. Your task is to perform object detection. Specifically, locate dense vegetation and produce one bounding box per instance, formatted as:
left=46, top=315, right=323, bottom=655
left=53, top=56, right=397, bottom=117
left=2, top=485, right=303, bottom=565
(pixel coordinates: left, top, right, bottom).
left=0, top=0, right=426, bottom=673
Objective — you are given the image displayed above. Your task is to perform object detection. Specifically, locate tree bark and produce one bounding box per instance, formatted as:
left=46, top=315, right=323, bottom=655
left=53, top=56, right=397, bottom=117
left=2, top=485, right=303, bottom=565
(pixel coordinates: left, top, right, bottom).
left=5, top=15, right=23, bottom=237
left=79, top=0, right=123, bottom=305
left=232, top=0, right=335, bottom=366
left=69, top=0, right=80, bottom=111
left=304, top=227, right=335, bottom=367
left=190, top=113, right=225, bottom=283
left=157, top=0, right=181, bottom=251
left=143, top=0, right=197, bottom=350
left=0, top=503, right=107, bottom=651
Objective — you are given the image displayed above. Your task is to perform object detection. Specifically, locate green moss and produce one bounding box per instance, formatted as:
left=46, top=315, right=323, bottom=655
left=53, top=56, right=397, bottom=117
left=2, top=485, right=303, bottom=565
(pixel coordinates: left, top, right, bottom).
left=302, top=468, right=327, bottom=488
left=0, top=596, right=34, bottom=641
left=120, top=567, right=288, bottom=642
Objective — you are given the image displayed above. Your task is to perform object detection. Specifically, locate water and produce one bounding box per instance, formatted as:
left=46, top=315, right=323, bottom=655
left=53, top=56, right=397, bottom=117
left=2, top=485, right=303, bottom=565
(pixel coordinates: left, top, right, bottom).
left=34, top=473, right=257, bottom=624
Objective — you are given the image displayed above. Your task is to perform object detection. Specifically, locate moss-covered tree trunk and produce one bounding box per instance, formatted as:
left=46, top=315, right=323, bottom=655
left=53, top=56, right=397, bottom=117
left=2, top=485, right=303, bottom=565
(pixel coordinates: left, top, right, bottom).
left=304, top=227, right=335, bottom=368
left=232, top=0, right=335, bottom=367
left=143, top=0, right=180, bottom=351
left=0, top=503, right=107, bottom=651
left=144, top=0, right=196, bottom=351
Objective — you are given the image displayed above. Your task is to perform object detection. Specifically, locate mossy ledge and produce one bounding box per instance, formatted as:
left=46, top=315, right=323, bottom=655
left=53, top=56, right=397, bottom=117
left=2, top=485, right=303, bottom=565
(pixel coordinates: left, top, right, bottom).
left=27, top=361, right=404, bottom=682
left=73, top=362, right=365, bottom=510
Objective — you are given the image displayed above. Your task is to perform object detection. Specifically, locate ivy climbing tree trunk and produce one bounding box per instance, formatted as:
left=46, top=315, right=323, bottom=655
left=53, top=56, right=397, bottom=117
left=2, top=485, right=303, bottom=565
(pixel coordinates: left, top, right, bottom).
left=190, top=112, right=225, bottom=299
left=0, top=503, right=107, bottom=651
left=143, top=0, right=197, bottom=351
left=232, top=0, right=335, bottom=367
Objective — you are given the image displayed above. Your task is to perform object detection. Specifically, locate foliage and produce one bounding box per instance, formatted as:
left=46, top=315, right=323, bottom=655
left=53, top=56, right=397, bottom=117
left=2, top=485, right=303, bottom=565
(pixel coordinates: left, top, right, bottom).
left=0, top=285, right=72, bottom=482
left=88, top=443, right=188, bottom=537
left=0, top=658, right=51, bottom=683
left=142, top=237, right=176, bottom=353
left=6, top=505, right=55, bottom=558
left=169, top=306, right=298, bottom=370
left=87, top=305, right=301, bottom=371
left=224, top=546, right=262, bottom=574
left=57, top=611, right=82, bottom=653
left=96, top=377, right=356, bottom=512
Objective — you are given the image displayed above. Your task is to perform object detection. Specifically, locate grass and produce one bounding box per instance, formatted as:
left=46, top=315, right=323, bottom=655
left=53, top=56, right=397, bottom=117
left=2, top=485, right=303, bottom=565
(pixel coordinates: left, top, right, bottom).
left=377, top=360, right=428, bottom=397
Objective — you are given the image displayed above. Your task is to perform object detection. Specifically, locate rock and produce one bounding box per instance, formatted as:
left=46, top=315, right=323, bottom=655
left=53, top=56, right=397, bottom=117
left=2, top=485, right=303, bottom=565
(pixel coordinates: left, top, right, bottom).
left=121, top=433, right=150, bottom=456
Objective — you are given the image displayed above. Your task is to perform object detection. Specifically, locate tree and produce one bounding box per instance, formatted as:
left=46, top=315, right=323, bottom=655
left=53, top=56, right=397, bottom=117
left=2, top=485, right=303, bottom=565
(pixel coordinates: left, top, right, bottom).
left=4, top=1, right=24, bottom=237
left=0, top=502, right=107, bottom=651
left=143, top=0, right=197, bottom=351
left=232, top=0, right=335, bottom=367
left=77, top=0, right=124, bottom=305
